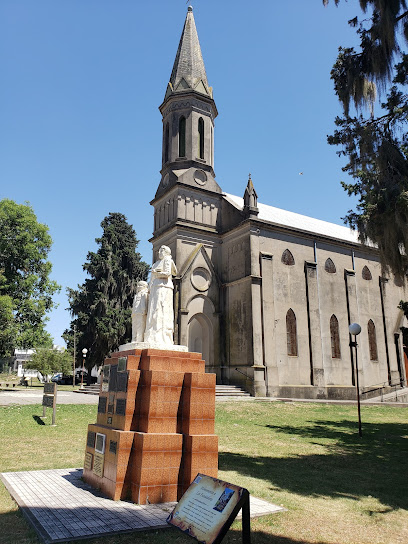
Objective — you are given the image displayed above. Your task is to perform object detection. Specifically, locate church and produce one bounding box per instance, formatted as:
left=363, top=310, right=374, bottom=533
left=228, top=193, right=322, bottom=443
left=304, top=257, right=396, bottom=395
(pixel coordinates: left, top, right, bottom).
left=149, top=7, right=407, bottom=398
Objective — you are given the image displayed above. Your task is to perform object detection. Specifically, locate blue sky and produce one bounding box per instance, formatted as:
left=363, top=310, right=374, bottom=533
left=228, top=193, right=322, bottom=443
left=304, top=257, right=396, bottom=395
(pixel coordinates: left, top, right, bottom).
left=1, top=0, right=362, bottom=345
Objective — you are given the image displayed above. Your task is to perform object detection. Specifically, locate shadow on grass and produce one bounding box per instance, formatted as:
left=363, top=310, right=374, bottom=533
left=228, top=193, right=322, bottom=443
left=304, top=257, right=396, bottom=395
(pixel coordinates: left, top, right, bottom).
left=220, top=419, right=408, bottom=511
left=32, top=415, right=45, bottom=426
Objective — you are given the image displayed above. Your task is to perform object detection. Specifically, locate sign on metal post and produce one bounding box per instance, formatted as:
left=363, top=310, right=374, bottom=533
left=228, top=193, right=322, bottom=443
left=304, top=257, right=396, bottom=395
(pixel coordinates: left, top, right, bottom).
left=167, top=474, right=251, bottom=544
left=42, top=382, right=57, bottom=425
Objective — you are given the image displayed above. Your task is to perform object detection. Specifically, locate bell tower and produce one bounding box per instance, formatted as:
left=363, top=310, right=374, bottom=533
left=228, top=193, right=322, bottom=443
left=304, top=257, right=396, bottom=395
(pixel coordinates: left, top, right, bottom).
left=155, top=6, right=221, bottom=200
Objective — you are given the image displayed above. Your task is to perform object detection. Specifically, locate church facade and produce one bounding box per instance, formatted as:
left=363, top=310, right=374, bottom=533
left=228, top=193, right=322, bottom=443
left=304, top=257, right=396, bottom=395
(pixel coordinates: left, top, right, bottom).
left=149, top=7, right=407, bottom=398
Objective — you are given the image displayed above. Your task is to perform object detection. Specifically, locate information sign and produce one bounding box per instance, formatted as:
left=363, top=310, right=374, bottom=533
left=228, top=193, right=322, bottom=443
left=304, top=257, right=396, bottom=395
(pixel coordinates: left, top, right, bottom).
left=167, top=474, right=250, bottom=544
left=41, top=382, right=57, bottom=425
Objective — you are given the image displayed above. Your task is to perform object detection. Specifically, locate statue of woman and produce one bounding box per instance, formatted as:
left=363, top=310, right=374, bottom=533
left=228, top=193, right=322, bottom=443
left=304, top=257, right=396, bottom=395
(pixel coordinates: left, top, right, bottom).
left=144, top=245, right=177, bottom=346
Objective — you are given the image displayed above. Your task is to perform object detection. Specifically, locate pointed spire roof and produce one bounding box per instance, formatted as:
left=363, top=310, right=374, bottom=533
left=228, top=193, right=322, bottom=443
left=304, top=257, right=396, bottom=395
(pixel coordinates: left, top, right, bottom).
left=164, top=6, right=212, bottom=99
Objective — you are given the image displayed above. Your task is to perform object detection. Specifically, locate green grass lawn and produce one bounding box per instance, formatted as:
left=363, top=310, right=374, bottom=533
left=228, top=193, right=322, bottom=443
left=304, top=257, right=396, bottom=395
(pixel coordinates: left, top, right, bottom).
left=0, top=401, right=407, bottom=544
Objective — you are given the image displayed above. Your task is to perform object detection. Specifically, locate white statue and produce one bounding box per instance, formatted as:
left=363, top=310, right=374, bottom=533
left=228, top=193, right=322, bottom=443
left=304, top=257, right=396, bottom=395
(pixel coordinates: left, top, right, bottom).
left=131, top=281, right=149, bottom=342
left=144, top=245, right=177, bottom=346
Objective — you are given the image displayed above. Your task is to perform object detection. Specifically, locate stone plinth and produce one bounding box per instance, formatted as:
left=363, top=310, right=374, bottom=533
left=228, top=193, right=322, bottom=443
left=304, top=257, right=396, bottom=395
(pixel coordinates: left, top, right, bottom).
left=83, top=348, right=218, bottom=504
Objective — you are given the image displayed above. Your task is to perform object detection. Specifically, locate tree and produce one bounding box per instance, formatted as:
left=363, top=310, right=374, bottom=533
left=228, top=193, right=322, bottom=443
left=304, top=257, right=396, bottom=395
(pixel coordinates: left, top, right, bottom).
left=26, top=348, right=72, bottom=379
left=324, top=1, right=408, bottom=278
left=64, top=212, right=149, bottom=370
left=0, top=199, right=60, bottom=356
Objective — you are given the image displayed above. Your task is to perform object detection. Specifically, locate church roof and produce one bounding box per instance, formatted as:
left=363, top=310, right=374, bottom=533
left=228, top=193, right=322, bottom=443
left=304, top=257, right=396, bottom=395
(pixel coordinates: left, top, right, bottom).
left=224, top=193, right=362, bottom=244
left=165, top=7, right=212, bottom=99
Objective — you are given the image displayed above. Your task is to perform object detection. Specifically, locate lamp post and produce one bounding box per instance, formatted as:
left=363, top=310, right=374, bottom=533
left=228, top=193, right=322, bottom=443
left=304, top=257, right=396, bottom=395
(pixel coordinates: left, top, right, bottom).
left=80, top=348, right=88, bottom=389
left=349, top=323, right=362, bottom=437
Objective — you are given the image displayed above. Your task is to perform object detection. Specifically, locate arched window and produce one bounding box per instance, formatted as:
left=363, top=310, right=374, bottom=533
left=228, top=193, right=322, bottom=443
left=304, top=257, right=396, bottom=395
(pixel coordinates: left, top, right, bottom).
left=286, top=309, right=298, bottom=356
left=179, top=116, right=186, bottom=157
left=325, top=258, right=336, bottom=274
left=330, top=315, right=341, bottom=358
left=164, top=123, right=170, bottom=164
left=368, top=320, right=378, bottom=360
left=282, top=249, right=295, bottom=266
left=198, top=117, right=204, bottom=159
left=362, top=266, right=372, bottom=280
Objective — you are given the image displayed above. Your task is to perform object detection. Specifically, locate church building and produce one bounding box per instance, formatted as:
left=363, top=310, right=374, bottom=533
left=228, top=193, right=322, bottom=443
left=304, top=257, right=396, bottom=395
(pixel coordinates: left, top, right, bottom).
left=149, top=7, right=407, bottom=398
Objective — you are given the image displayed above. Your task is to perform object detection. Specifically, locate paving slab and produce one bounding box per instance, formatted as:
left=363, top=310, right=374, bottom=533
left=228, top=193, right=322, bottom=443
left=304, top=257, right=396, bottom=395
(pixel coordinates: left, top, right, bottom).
left=1, top=468, right=284, bottom=543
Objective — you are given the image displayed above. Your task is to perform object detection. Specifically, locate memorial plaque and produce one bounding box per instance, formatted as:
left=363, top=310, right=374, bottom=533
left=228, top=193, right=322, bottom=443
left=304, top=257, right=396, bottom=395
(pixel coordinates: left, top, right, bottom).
left=116, top=398, right=126, bottom=416
left=117, top=356, right=127, bottom=372
left=102, top=382, right=109, bottom=392
left=109, top=364, right=118, bottom=392
left=93, top=452, right=104, bottom=477
left=167, top=474, right=248, bottom=544
left=84, top=452, right=93, bottom=470
left=116, top=371, right=128, bottom=392
left=42, top=395, right=54, bottom=408
left=87, top=431, right=96, bottom=448
left=98, top=397, right=107, bottom=414
left=44, top=382, right=56, bottom=394
left=103, top=365, right=110, bottom=381
left=95, top=433, right=106, bottom=454
left=107, top=416, right=112, bottom=425
left=107, top=403, right=114, bottom=414
left=109, top=440, right=117, bottom=455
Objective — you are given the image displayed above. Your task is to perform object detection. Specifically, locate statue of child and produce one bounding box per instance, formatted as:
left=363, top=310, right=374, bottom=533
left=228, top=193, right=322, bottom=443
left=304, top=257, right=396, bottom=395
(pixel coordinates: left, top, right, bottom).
left=131, top=281, right=149, bottom=342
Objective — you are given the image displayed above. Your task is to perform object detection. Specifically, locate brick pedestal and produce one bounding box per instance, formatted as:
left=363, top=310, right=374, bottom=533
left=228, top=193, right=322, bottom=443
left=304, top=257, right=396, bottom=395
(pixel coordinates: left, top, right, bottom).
left=83, top=348, right=218, bottom=504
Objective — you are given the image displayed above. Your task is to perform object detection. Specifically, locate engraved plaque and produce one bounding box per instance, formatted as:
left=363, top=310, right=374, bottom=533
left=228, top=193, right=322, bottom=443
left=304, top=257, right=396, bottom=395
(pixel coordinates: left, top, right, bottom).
left=116, top=398, right=126, bottom=416
left=95, top=433, right=106, bottom=454
left=107, top=416, right=112, bottom=425
left=103, top=365, right=110, bottom=382
left=44, top=382, right=56, bottom=395
left=117, top=357, right=127, bottom=372
left=107, top=403, right=114, bottom=414
left=116, top=371, right=128, bottom=392
left=42, top=395, right=54, bottom=408
left=102, top=382, right=109, bottom=392
left=87, top=431, right=96, bottom=448
left=109, top=440, right=117, bottom=455
left=109, top=364, right=118, bottom=392
left=84, top=452, right=93, bottom=470
left=93, top=452, right=104, bottom=477
left=98, top=397, right=107, bottom=414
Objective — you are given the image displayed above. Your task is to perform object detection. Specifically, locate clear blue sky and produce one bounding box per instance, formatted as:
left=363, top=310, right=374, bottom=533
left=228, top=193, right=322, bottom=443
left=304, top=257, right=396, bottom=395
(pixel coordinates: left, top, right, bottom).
left=1, top=0, right=362, bottom=345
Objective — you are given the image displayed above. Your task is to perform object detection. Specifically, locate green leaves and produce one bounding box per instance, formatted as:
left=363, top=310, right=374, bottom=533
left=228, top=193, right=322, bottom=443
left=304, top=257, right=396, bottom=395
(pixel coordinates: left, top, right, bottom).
left=26, top=347, right=72, bottom=377
left=328, top=1, right=408, bottom=278
left=0, top=199, right=60, bottom=356
left=64, top=212, right=149, bottom=369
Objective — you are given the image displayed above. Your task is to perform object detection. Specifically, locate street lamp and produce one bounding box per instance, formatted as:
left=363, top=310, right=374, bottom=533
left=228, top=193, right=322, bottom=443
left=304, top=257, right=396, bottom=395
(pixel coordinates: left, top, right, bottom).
left=349, top=323, right=362, bottom=437
left=80, top=348, right=88, bottom=389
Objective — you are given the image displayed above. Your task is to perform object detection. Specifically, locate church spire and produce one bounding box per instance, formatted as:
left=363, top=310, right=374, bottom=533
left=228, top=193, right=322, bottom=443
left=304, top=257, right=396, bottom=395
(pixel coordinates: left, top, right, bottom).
left=164, top=6, right=212, bottom=100
left=156, top=6, right=220, bottom=200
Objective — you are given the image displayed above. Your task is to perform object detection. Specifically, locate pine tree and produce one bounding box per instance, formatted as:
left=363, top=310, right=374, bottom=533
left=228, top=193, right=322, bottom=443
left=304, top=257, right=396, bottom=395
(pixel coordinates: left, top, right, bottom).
left=324, top=1, right=408, bottom=278
left=64, top=213, right=149, bottom=370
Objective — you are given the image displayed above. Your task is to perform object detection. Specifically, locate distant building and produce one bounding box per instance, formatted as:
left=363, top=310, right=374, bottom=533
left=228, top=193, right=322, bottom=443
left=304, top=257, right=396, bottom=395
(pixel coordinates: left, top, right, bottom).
left=149, top=7, right=408, bottom=398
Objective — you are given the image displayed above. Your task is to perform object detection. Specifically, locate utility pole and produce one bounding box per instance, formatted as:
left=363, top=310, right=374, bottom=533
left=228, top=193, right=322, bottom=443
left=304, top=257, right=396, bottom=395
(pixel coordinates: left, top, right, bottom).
left=73, top=325, right=77, bottom=389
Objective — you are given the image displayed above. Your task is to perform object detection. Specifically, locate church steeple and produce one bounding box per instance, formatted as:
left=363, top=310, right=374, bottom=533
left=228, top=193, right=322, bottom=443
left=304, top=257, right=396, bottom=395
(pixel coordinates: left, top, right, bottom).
left=156, top=6, right=220, bottom=199
left=165, top=6, right=213, bottom=100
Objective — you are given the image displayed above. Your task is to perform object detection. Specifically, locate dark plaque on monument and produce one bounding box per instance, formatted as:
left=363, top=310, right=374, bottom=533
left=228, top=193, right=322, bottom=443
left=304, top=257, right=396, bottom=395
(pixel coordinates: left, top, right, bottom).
left=87, top=431, right=96, bottom=448
left=98, top=397, right=107, bottom=414
left=103, top=365, right=110, bottom=382
left=116, top=398, right=126, bottom=416
left=116, top=371, right=128, bottom=392
left=107, top=403, right=114, bottom=414
left=109, top=440, right=117, bottom=455
left=117, top=356, right=127, bottom=372
left=109, top=364, right=118, bottom=392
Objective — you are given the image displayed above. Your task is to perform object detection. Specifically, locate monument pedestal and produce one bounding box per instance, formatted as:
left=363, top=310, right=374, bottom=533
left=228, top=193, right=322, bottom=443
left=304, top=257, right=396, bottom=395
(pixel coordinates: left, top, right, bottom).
left=83, top=348, right=218, bottom=504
